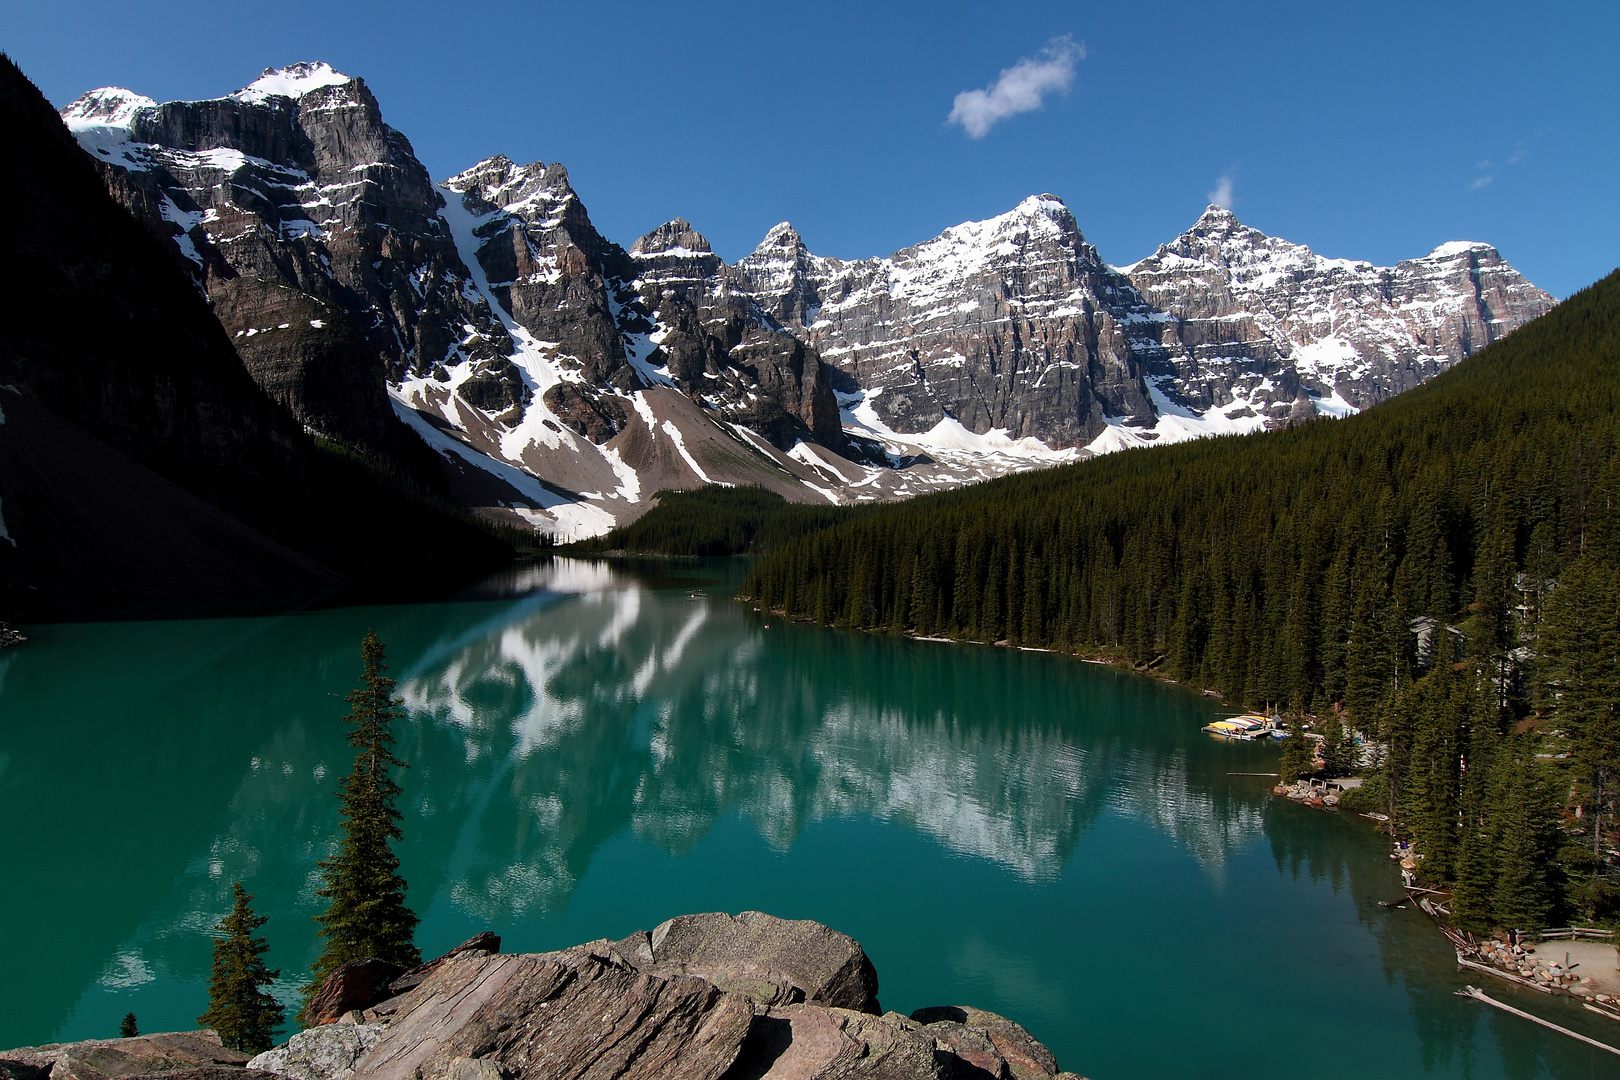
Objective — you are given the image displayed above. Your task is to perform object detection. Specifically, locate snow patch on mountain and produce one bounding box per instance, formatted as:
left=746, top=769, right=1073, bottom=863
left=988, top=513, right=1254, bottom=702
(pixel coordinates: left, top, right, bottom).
left=231, top=62, right=352, bottom=103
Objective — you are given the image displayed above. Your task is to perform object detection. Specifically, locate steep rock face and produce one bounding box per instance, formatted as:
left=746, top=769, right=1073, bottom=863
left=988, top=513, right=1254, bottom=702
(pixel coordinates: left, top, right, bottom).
left=1122, top=205, right=1558, bottom=425
left=61, top=64, right=517, bottom=451
left=443, top=155, right=633, bottom=394
left=734, top=196, right=1155, bottom=448
left=628, top=220, right=842, bottom=449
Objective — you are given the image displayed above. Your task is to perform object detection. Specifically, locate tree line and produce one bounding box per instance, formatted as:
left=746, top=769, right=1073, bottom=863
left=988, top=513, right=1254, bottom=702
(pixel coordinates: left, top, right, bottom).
left=744, top=270, right=1620, bottom=931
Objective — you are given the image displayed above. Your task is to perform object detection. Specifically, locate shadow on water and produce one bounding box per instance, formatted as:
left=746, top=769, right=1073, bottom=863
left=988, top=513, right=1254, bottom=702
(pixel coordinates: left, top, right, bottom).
left=3, top=558, right=1618, bottom=1077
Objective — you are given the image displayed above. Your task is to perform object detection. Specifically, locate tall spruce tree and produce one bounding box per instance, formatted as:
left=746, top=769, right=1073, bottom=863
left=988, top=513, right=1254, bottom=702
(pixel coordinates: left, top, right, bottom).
left=1490, top=744, right=1564, bottom=932
left=198, top=882, right=284, bottom=1052
left=304, top=630, right=420, bottom=1019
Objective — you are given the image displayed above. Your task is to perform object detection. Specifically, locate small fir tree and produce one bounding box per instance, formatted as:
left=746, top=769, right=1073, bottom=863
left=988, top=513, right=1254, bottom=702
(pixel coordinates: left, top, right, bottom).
left=1278, top=720, right=1311, bottom=784
left=119, top=1012, right=138, bottom=1038
left=303, top=630, right=420, bottom=1021
left=199, top=883, right=284, bottom=1052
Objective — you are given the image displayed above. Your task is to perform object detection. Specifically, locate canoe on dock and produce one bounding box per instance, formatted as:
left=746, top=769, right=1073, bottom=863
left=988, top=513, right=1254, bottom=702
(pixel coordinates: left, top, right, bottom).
left=1202, top=714, right=1276, bottom=740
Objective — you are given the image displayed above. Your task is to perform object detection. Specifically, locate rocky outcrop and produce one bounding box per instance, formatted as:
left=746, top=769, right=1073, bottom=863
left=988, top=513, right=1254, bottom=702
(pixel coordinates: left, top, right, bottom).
left=0, top=1031, right=264, bottom=1080
left=253, top=914, right=1084, bottom=1080
left=0, top=916, right=1085, bottom=1080
left=327, top=916, right=1082, bottom=1080
left=249, top=1026, right=384, bottom=1080
left=302, top=960, right=408, bottom=1028
left=613, top=911, right=880, bottom=1012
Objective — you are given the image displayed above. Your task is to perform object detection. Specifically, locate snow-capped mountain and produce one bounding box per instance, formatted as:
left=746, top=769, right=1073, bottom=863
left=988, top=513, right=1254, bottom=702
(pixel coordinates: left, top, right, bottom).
left=735, top=199, right=1555, bottom=455
left=1115, top=205, right=1555, bottom=450
left=60, top=63, right=1556, bottom=539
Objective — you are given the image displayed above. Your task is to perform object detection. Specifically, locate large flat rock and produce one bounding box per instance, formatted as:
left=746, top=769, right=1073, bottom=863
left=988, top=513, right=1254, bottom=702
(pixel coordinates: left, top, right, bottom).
left=614, top=911, right=880, bottom=1013
left=0, top=1032, right=267, bottom=1080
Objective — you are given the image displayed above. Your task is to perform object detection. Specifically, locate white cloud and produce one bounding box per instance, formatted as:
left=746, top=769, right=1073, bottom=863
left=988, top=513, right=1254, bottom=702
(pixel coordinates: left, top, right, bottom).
left=948, top=36, right=1084, bottom=139
left=1469, top=175, right=1494, bottom=190
left=1208, top=175, right=1234, bottom=210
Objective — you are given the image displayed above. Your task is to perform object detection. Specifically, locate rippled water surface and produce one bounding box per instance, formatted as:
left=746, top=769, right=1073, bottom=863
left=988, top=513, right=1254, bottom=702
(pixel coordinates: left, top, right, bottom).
left=3, top=558, right=1617, bottom=1078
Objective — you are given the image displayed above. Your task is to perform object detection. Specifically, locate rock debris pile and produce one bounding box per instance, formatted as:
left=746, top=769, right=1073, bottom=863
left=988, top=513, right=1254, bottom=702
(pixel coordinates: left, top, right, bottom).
left=1470, top=939, right=1603, bottom=999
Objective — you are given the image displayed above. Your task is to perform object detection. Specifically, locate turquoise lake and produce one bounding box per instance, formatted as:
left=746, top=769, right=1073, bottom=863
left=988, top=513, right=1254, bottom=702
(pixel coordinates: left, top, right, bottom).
left=2, top=557, right=1617, bottom=1078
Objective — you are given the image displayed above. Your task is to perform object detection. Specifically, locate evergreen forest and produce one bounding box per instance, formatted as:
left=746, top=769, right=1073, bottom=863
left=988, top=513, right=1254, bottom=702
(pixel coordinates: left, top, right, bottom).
left=744, top=270, right=1620, bottom=932
left=569, top=486, right=863, bottom=557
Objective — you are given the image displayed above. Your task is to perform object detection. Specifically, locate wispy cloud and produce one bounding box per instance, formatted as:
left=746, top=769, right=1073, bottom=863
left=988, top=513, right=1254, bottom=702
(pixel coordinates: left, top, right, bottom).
left=1208, top=175, right=1235, bottom=210
left=948, top=36, right=1084, bottom=139
left=1469, top=129, right=1551, bottom=190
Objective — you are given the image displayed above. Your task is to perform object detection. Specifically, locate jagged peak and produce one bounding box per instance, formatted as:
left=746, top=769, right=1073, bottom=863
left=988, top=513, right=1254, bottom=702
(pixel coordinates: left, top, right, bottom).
left=230, top=62, right=354, bottom=104
left=1420, top=240, right=1498, bottom=261
left=746, top=222, right=808, bottom=260
left=1195, top=203, right=1240, bottom=224
left=445, top=153, right=523, bottom=192
left=762, top=221, right=802, bottom=245
left=1015, top=193, right=1070, bottom=214
left=631, top=218, right=712, bottom=256
left=986, top=194, right=1080, bottom=240
left=59, top=87, right=156, bottom=131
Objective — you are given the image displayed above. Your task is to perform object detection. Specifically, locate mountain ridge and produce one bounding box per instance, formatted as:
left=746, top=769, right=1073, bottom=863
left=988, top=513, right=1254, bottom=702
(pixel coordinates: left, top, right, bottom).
left=57, top=61, right=1556, bottom=540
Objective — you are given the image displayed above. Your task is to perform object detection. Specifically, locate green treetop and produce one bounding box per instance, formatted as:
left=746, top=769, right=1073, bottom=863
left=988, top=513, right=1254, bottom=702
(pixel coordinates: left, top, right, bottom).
left=198, top=882, right=284, bottom=1052
left=303, top=630, right=420, bottom=1021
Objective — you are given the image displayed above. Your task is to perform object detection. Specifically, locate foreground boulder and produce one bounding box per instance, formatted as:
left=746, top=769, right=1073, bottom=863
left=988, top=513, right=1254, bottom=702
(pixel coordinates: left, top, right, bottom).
left=248, top=1025, right=384, bottom=1080
left=4, top=914, right=1085, bottom=1080
left=301, top=933, right=505, bottom=1026
left=614, top=911, right=880, bottom=1012
left=302, top=961, right=406, bottom=1028
left=0, top=1031, right=273, bottom=1080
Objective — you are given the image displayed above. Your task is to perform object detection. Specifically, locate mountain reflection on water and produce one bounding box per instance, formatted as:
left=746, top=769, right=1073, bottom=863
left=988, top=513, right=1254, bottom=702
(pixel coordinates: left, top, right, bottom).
left=2, top=558, right=1614, bottom=1077
left=396, top=558, right=1264, bottom=918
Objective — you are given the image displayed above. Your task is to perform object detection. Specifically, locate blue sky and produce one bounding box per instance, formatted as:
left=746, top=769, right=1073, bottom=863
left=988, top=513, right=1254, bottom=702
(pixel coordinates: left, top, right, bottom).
left=8, top=0, right=1616, bottom=297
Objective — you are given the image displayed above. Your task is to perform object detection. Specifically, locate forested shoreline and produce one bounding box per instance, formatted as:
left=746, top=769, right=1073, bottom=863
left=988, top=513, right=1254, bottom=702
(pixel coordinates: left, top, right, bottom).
left=744, top=270, right=1620, bottom=932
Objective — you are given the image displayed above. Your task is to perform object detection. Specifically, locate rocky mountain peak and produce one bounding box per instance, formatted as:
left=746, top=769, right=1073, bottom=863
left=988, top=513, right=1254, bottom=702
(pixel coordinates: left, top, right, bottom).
left=444, top=154, right=579, bottom=222
left=59, top=86, right=155, bottom=129
left=1416, top=239, right=1501, bottom=264
left=632, top=218, right=713, bottom=256
left=229, top=61, right=354, bottom=103
left=756, top=221, right=805, bottom=253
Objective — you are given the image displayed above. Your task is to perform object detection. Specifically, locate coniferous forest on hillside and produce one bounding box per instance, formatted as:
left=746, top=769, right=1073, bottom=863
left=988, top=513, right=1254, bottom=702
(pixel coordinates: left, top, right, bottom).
left=738, top=270, right=1620, bottom=932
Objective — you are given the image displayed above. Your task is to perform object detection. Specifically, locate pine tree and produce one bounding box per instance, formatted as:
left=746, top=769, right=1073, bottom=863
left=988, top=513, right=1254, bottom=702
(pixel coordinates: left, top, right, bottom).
left=199, top=883, right=284, bottom=1052
left=1278, top=720, right=1311, bottom=784
left=1490, top=746, right=1563, bottom=932
left=304, top=630, right=420, bottom=1020
left=119, top=1012, right=138, bottom=1038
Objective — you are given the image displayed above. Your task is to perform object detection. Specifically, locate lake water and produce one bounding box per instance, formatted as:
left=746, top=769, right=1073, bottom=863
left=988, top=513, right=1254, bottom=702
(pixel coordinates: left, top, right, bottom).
left=2, top=558, right=1617, bottom=1079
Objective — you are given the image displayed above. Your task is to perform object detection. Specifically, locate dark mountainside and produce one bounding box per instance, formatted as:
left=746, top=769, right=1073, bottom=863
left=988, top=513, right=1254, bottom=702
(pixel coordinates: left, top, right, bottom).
left=746, top=271, right=1620, bottom=930
left=0, top=54, right=511, bottom=622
